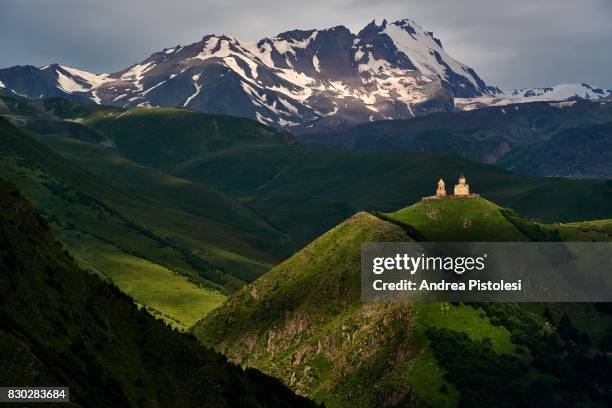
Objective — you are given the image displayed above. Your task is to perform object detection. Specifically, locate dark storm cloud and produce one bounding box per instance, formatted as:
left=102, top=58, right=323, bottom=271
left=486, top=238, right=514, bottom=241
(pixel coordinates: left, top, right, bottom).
left=1, top=0, right=611, bottom=88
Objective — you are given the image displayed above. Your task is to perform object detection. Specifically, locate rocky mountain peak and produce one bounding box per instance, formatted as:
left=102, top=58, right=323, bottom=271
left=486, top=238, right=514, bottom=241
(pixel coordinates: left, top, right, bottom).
left=0, top=18, right=501, bottom=132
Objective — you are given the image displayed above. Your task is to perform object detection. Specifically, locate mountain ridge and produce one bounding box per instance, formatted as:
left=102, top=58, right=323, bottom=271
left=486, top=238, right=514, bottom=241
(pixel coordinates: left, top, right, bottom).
left=298, top=98, right=612, bottom=178
left=456, top=83, right=612, bottom=110
left=2, top=19, right=609, bottom=134
left=0, top=18, right=498, bottom=132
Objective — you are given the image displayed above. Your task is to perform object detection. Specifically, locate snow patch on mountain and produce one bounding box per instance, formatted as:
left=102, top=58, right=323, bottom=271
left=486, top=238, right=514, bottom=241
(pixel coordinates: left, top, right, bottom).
left=164, top=46, right=182, bottom=54
left=142, top=80, right=166, bottom=96
left=509, top=83, right=612, bottom=101
left=312, top=54, right=321, bottom=73
left=549, top=100, right=577, bottom=109
left=183, top=74, right=202, bottom=107
left=56, top=69, right=90, bottom=93
left=120, top=62, right=156, bottom=91
left=113, top=93, right=127, bottom=102
left=91, top=90, right=102, bottom=104
left=272, top=31, right=318, bottom=57
left=384, top=20, right=476, bottom=87
left=279, top=97, right=300, bottom=115
left=60, top=66, right=112, bottom=89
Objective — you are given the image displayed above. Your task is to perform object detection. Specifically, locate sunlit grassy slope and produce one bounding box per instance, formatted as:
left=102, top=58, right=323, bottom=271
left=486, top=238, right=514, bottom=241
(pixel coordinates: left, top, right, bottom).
left=1, top=93, right=293, bottom=265
left=63, top=231, right=225, bottom=329
left=39, top=136, right=289, bottom=274
left=386, top=196, right=528, bottom=241
left=544, top=219, right=612, bottom=242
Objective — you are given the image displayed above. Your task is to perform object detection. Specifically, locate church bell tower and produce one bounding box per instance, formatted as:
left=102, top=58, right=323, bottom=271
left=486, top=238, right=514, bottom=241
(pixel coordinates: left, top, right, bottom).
left=436, top=178, right=446, bottom=197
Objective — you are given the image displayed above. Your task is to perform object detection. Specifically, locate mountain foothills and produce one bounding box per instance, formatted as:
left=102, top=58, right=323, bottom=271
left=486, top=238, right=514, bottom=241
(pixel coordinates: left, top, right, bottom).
left=0, top=18, right=500, bottom=132
left=2, top=90, right=612, bottom=253
left=300, top=99, right=612, bottom=178
left=0, top=177, right=318, bottom=408
left=170, top=144, right=612, bottom=247
left=194, top=197, right=612, bottom=407
left=0, top=94, right=297, bottom=329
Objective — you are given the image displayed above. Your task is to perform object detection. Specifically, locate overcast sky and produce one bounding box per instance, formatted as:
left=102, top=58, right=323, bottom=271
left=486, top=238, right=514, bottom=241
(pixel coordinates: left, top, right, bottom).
left=1, top=0, right=611, bottom=89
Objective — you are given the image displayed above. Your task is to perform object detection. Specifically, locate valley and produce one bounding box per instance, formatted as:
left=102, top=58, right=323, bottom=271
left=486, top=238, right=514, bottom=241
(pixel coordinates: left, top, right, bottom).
left=4, top=91, right=611, bottom=251
left=0, top=113, right=290, bottom=329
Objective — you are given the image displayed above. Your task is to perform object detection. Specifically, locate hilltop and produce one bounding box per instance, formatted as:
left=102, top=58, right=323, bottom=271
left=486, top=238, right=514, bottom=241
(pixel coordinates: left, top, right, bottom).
left=194, top=197, right=612, bottom=407
left=385, top=196, right=528, bottom=241
left=0, top=177, right=316, bottom=407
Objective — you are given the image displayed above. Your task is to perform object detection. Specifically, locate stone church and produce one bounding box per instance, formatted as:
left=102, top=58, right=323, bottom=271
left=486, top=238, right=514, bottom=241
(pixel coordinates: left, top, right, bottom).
left=453, top=174, right=469, bottom=196
left=425, top=174, right=478, bottom=200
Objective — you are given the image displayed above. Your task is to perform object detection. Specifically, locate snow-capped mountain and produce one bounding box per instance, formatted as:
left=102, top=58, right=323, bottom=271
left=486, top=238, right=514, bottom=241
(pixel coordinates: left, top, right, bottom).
left=0, top=19, right=499, bottom=132
left=456, top=83, right=612, bottom=110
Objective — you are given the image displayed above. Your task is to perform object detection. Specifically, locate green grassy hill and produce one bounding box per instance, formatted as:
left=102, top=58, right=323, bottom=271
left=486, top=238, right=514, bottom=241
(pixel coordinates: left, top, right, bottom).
left=194, top=212, right=435, bottom=407
left=194, top=198, right=612, bottom=407
left=0, top=116, right=290, bottom=328
left=0, top=177, right=316, bottom=408
left=543, top=219, right=612, bottom=242
left=38, top=135, right=291, bottom=267
left=386, top=197, right=528, bottom=241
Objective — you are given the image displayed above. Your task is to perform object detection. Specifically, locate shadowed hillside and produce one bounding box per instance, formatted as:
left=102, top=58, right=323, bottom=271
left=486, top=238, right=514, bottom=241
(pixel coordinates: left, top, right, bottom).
left=0, top=177, right=317, bottom=408
left=298, top=100, right=612, bottom=178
